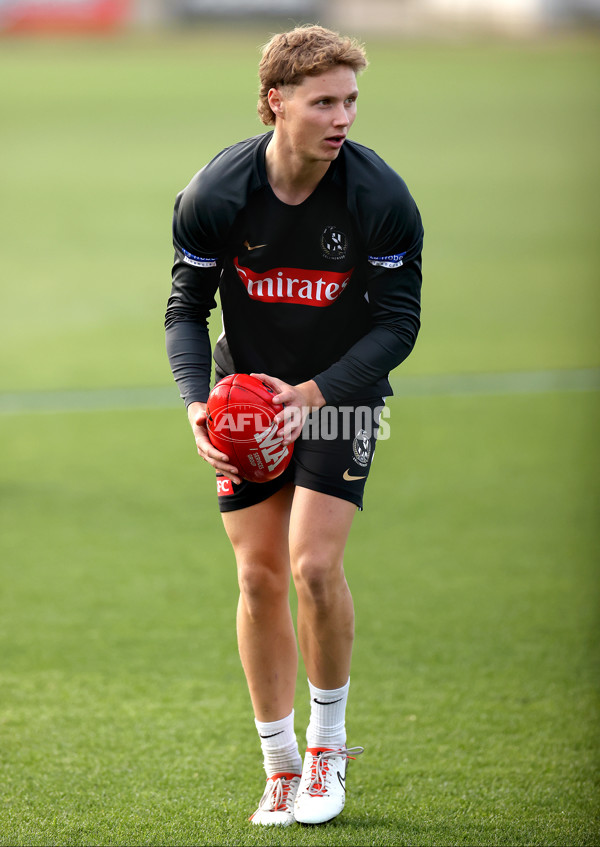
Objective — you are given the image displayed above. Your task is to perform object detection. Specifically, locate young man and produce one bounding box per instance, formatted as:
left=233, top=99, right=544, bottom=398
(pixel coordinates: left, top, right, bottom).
left=165, top=25, right=423, bottom=826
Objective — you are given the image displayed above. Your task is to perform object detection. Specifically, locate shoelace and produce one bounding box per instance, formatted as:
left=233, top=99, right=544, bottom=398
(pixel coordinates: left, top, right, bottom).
left=306, top=746, right=364, bottom=796
left=257, top=774, right=299, bottom=813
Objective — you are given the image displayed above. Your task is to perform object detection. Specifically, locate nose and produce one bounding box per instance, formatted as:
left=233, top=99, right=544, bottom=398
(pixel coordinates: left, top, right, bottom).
left=333, top=103, right=350, bottom=127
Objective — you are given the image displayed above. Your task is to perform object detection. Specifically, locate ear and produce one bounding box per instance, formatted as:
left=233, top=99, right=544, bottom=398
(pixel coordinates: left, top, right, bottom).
left=267, top=87, right=285, bottom=119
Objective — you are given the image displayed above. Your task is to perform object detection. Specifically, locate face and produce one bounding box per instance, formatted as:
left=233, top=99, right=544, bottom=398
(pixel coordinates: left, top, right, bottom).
left=269, top=65, right=359, bottom=164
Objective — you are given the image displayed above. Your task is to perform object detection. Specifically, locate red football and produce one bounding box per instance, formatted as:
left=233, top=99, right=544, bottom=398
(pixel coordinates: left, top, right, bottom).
left=206, top=373, right=293, bottom=483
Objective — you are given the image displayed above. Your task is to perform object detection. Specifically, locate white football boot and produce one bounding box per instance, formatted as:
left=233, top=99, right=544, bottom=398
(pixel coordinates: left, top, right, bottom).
left=293, top=746, right=364, bottom=825
left=249, top=772, right=301, bottom=826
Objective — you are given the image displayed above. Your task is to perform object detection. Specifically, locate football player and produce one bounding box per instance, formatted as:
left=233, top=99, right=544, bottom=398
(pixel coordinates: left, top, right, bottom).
left=165, top=24, right=423, bottom=826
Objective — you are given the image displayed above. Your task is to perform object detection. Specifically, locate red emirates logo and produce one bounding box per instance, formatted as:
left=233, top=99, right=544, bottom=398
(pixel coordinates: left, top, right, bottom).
left=234, top=258, right=353, bottom=307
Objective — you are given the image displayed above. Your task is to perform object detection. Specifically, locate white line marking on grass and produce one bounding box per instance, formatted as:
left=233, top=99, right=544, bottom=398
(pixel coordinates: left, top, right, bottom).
left=0, top=369, right=598, bottom=416
left=389, top=368, right=600, bottom=398
left=0, top=387, right=183, bottom=415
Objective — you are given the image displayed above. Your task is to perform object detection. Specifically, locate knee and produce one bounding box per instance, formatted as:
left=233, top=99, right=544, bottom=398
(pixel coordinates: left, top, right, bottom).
left=237, top=557, right=289, bottom=614
left=292, top=551, right=342, bottom=608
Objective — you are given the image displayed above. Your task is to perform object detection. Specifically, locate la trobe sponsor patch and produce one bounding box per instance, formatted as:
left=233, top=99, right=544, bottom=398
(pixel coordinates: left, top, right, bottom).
left=368, top=251, right=406, bottom=269
left=181, top=247, right=218, bottom=268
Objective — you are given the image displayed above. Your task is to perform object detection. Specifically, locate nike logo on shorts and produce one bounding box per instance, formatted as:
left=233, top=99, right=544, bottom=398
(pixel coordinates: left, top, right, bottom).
left=343, top=469, right=367, bottom=481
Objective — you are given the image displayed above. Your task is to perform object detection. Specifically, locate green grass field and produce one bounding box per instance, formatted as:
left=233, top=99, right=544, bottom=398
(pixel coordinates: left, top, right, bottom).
left=1, top=27, right=599, bottom=847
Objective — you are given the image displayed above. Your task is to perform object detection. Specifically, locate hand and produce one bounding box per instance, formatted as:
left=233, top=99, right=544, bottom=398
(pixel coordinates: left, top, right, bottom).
left=187, top=401, right=241, bottom=485
left=250, top=374, right=326, bottom=445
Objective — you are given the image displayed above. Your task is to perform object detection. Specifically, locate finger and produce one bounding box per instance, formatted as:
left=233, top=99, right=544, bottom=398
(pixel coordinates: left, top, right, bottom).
left=198, top=440, right=231, bottom=464
left=213, top=464, right=242, bottom=485
left=282, top=415, right=303, bottom=443
left=251, top=372, right=286, bottom=396
left=273, top=412, right=300, bottom=445
left=190, top=408, right=208, bottom=428
left=275, top=405, right=303, bottom=429
left=195, top=430, right=233, bottom=464
left=220, top=471, right=242, bottom=485
left=201, top=449, right=241, bottom=483
left=196, top=431, right=228, bottom=461
left=273, top=408, right=291, bottom=431
left=281, top=425, right=295, bottom=445
left=272, top=386, right=305, bottom=407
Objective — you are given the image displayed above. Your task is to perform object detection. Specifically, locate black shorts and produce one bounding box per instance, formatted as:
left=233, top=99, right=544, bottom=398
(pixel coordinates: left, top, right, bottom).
left=215, top=398, right=385, bottom=513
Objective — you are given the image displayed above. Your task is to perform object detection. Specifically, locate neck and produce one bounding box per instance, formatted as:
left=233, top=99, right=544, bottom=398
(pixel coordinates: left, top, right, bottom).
left=265, top=134, right=331, bottom=206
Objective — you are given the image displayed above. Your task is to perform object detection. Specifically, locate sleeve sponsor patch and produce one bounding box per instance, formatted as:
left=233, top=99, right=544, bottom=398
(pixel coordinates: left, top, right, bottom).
left=368, top=252, right=406, bottom=269
left=182, top=247, right=218, bottom=268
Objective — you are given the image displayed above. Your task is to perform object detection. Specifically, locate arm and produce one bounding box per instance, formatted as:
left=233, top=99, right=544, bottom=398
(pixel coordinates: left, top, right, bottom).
left=314, top=254, right=422, bottom=405
left=253, top=205, right=422, bottom=422
left=314, top=146, right=424, bottom=405
left=164, top=187, right=223, bottom=406
left=165, top=188, right=241, bottom=481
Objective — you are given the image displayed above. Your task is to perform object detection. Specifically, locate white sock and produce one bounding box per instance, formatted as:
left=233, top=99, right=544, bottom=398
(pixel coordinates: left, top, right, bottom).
left=254, top=710, right=302, bottom=778
left=306, top=678, right=350, bottom=749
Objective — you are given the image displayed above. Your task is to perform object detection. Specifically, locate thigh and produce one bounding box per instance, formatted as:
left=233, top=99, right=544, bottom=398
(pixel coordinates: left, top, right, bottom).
left=288, top=486, right=357, bottom=568
left=221, top=482, right=294, bottom=569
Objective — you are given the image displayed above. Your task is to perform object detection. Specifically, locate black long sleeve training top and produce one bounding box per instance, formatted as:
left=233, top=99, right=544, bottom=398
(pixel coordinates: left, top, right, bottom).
left=165, top=131, right=423, bottom=406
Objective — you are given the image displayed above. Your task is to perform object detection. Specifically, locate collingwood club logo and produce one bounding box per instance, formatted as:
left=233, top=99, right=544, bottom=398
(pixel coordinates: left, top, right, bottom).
left=321, top=226, right=347, bottom=260
left=352, top=429, right=371, bottom=467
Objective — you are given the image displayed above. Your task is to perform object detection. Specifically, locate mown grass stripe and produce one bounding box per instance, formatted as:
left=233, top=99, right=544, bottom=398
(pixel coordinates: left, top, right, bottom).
left=0, top=369, right=598, bottom=415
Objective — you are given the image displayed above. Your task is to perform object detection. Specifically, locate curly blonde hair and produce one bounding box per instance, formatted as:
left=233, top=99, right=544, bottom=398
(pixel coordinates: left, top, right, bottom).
left=257, top=25, right=368, bottom=126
